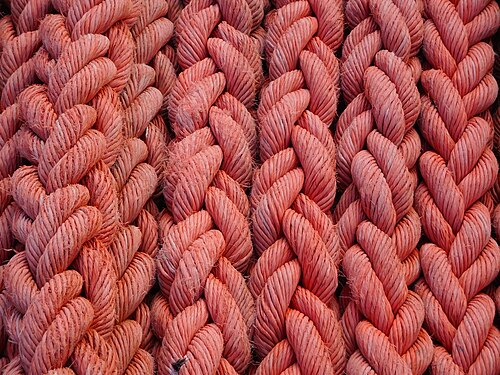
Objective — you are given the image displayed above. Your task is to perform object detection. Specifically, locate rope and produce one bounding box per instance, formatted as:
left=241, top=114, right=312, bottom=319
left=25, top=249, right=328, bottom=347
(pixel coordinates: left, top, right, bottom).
left=0, top=0, right=51, bottom=284
left=333, top=0, right=434, bottom=372
left=0, top=1, right=52, bottom=370
left=248, top=0, right=345, bottom=373
left=106, top=0, right=175, bottom=366
left=414, top=0, right=500, bottom=372
left=3, top=0, right=143, bottom=372
left=156, top=0, right=264, bottom=372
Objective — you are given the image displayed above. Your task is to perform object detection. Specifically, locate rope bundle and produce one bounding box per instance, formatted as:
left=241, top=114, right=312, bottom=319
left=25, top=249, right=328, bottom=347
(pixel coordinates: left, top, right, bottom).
left=0, top=0, right=499, bottom=373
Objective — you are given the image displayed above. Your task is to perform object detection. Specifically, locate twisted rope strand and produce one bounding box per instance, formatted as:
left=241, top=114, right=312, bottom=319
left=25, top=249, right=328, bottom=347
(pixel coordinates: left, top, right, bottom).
left=248, top=0, right=345, bottom=373
left=157, top=0, right=264, bottom=373
left=0, top=0, right=51, bottom=276
left=414, top=0, right=500, bottom=372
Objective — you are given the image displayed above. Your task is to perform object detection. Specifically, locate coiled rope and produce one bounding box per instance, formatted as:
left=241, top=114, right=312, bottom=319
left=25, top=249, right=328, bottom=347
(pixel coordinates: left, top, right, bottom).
left=249, top=0, right=345, bottom=373
left=414, top=0, right=500, bottom=372
left=156, top=0, right=264, bottom=373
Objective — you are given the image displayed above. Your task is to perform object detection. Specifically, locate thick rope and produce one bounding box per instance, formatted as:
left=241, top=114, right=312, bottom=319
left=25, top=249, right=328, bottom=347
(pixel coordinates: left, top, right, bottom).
left=3, top=0, right=142, bottom=372
left=156, top=0, right=264, bottom=373
left=333, top=0, right=434, bottom=372
left=109, top=0, right=176, bottom=363
left=0, top=0, right=52, bottom=282
left=414, top=0, right=500, bottom=372
left=248, top=0, right=345, bottom=373
left=0, top=1, right=52, bottom=370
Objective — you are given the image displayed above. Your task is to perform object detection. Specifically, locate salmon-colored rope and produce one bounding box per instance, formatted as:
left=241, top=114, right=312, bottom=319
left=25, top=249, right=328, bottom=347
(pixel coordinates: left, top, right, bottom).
left=156, top=0, right=264, bottom=373
left=249, top=0, right=345, bottom=373
left=0, top=0, right=50, bottom=273
left=0, top=2, right=52, bottom=370
left=110, top=0, right=176, bottom=364
left=333, top=0, right=434, bottom=372
left=3, top=0, right=142, bottom=372
left=414, top=0, right=500, bottom=372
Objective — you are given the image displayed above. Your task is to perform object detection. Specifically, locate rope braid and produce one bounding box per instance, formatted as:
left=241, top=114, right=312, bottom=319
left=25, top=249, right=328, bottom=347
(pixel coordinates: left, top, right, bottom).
left=156, top=0, right=264, bottom=372
left=333, top=1, right=434, bottom=372
left=110, top=0, right=176, bottom=361
left=128, top=0, right=180, bottom=358
left=248, top=0, right=345, bottom=373
left=0, top=4, right=53, bottom=367
left=3, top=0, right=142, bottom=372
left=0, top=0, right=51, bottom=273
left=414, top=0, right=500, bottom=372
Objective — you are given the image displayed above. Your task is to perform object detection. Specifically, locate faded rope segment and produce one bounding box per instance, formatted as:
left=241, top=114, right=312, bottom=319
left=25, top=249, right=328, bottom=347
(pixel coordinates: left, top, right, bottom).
left=414, top=0, right=500, bottom=372
left=333, top=0, right=434, bottom=372
left=157, top=0, right=264, bottom=373
left=4, top=0, right=142, bottom=372
left=248, top=0, right=345, bottom=373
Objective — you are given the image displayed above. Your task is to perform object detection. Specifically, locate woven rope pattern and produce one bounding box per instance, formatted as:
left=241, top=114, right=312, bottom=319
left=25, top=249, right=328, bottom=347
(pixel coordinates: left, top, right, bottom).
left=3, top=0, right=142, bottom=372
left=0, top=0, right=499, bottom=373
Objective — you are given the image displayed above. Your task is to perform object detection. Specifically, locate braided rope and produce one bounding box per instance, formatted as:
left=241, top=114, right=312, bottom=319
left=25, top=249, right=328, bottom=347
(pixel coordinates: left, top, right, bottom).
left=248, top=0, right=345, bottom=373
left=333, top=0, right=434, bottom=372
left=3, top=0, right=145, bottom=372
left=0, top=0, right=51, bottom=269
left=414, top=0, right=500, bottom=372
left=0, top=1, right=52, bottom=369
left=106, top=0, right=175, bottom=364
left=156, top=0, right=264, bottom=372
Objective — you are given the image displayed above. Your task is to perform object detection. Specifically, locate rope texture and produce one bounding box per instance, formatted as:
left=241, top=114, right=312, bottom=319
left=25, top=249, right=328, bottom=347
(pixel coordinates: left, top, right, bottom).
left=2, top=0, right=148, bottom=372
left=123, top=0, right=177, bottom=358
left=249, top=0, right=345, bottom=373
left=414, top=0, right=500, bottom=372
left=333, top=0, right=436, bottom=372
left=0, top=2, right=53, bottom=367
left=156, top=0, right=264, bottom=373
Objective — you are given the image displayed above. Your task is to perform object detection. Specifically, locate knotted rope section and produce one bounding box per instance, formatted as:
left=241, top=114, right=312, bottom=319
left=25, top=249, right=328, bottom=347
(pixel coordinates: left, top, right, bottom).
left=157, top=0, right=264, bottom=373
left=248, top=0, right=345, bottom=373
left=333, top=0, right=434, bottom=372
left=414, top=0, right=500, bottom=372
left=3, top=0, right=146, bottom=372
